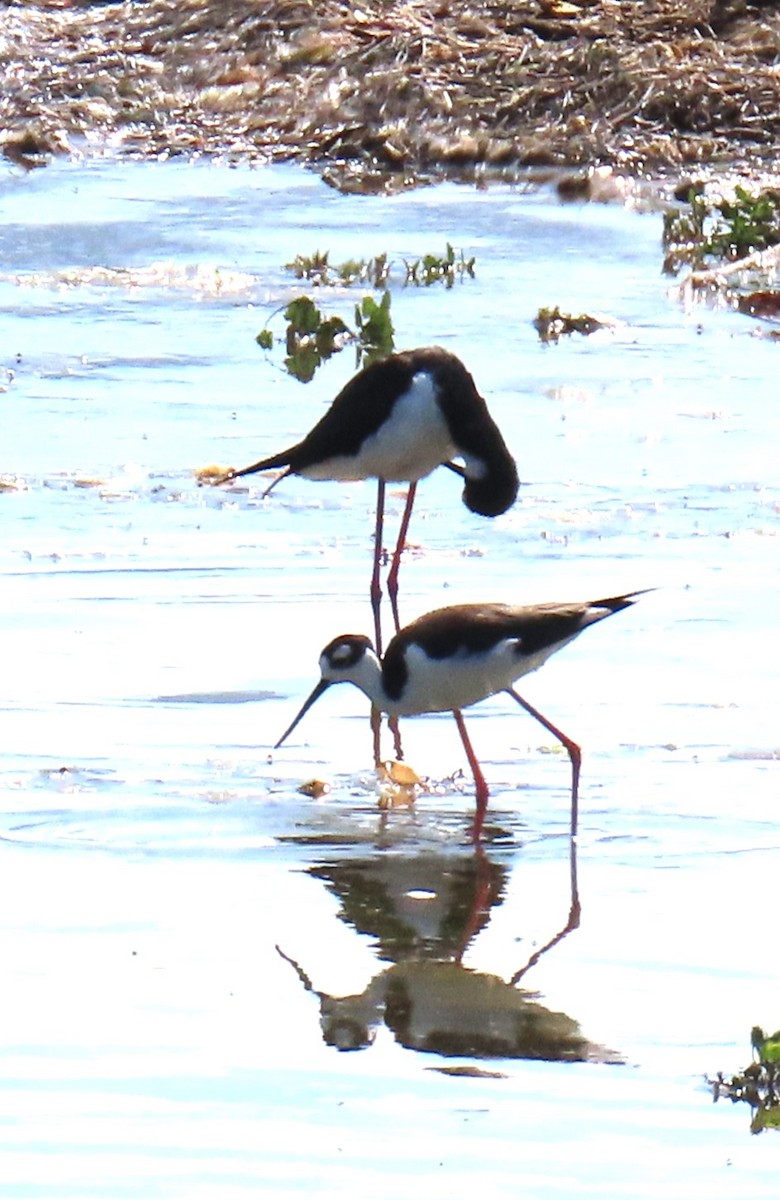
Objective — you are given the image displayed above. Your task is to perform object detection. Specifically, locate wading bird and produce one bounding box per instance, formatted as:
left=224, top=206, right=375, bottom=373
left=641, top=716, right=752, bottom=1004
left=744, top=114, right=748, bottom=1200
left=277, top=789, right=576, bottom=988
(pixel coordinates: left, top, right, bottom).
left=217, top=347, right=518, bottom=655
left=274, top=591, right=644, bottom=841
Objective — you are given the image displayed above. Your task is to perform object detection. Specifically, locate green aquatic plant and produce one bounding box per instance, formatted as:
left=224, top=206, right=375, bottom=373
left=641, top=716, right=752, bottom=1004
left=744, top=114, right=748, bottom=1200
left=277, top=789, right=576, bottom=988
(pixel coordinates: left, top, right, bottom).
left=533, top=305, right=613, bottom=344
left=353, top=291, right=393, bottom=359
left=287, top=251, right=390, bottom=288
left=404, top=242, right=475, bottom=288
left=255, top=291, right=394, bottom=381
left=663, top=185, right=780, bottom=275
left=285, top=245, right=474, bottom=289
left=662, top=188, right=709, bottom=274
left=752, top=1025, right=780, bottom=1065
left=286, top=250, right=333, bottom=286
left=710, top=1024, right=780, bottom=1135
left=259, top=240, right=469, bottom=380
left=711, top=187, right=780, bottom=259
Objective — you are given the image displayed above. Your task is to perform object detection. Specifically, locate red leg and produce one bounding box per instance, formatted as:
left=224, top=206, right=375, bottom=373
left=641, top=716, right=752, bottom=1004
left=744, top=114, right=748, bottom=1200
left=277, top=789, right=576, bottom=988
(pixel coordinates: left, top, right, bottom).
left=370, top=706, right=383, bottom=768
left=371, top=480, right=385, bottom=657
left=453, top=709, right=489, bottom=843
left=387, top=482, right=416, bottom=635
left=371, top=713, right=403, bottom=768
left=389, top=715, right=403, bottom=761
left=506, top=687, right=581, bottom=839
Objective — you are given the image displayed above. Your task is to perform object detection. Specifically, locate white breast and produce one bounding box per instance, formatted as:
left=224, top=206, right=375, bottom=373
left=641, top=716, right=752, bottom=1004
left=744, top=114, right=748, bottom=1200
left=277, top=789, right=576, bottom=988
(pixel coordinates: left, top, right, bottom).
left=302, top=372, right=456, bottom=483
left=385, top=640, right=521, bottom=716
left=383, top=634, right=578, bottom=716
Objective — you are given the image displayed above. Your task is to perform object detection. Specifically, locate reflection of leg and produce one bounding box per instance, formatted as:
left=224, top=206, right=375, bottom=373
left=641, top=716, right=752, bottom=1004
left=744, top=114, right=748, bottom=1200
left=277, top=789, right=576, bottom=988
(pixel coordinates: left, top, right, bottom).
left=455, top=845, right=499, bottom=964
left=567, top=830, right=581, bottom=928
left=452, top=709, right=489, bottom=843
left=506, top=687, right=581, bottom=839
left=387, top=482, right=416, bottom=635
left=371, top=480, right=385, bottom=657
left=508, top=835, right=580, bottom=987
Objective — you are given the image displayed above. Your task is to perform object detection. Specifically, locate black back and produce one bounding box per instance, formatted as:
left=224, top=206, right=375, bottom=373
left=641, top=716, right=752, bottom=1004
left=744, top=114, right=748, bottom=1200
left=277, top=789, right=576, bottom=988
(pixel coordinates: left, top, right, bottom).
left=285, top=351, right=431, bottom=471
left=382, top=595, right=639, bottom=701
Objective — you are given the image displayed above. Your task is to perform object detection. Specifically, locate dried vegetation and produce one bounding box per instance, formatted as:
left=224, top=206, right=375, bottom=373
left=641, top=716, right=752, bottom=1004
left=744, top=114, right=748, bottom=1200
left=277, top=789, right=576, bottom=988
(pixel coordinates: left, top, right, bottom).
left=2, top=0, right=780, bottom=185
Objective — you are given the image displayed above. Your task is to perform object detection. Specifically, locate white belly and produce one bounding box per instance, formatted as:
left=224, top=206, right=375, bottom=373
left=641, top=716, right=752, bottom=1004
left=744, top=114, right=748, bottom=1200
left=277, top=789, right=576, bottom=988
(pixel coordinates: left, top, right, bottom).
left=387, top=640, right=550, bottom=716
left=302, top=372, right=456, bottom=483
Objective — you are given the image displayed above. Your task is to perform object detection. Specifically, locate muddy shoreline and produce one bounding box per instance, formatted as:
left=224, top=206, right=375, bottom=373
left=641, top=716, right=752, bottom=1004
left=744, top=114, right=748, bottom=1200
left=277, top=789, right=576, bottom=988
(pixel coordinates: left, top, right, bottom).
left=3, top=1, right=780, bottom=188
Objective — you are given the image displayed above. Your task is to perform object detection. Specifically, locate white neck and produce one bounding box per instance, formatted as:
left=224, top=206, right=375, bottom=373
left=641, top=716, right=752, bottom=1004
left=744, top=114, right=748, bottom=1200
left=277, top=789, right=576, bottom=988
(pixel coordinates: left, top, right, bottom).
left=339, top=648, right=391, bottom=710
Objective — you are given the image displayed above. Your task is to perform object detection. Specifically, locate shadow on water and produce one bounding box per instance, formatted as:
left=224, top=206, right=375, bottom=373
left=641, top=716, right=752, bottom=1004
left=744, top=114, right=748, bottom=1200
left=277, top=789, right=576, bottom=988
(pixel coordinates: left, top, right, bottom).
left=276, top=836, right=617, bottom=1064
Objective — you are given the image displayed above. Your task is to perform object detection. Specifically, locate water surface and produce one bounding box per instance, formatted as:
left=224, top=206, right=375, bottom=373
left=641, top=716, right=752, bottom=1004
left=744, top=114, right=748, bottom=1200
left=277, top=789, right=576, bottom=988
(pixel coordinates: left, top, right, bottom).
left=1, top=159, right=779, bottom=1197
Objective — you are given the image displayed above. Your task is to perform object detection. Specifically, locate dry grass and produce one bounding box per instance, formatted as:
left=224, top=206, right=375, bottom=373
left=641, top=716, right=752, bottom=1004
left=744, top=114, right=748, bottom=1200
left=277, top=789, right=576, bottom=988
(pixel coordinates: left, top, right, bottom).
left=3, top=0, right=780, bottom=184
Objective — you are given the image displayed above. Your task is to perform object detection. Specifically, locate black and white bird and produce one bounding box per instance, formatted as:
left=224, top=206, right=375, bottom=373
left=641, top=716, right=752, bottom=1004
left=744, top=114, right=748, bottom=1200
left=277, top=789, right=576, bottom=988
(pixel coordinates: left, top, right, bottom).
left=217, top=347, right=519, bottom=654
left=274, top=591, right=645, bottom=841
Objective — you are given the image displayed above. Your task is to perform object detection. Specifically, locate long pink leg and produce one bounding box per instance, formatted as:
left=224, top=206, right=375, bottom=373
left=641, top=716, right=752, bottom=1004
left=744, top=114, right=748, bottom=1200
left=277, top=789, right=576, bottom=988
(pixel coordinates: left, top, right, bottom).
left=506, top=687, right=581, bottom=839
left=452, top=709, right=489, bottom=843
left=370, top=480, right=386, bottom=657
left=389, top=715, right=403, bottom=761
left=371, top=707, right=383, bottom=768
left=372, top=714, right=404, bottom=767
left=368, top=481, right=387, bottom=762
left=386, top=482, right=417, bottom=635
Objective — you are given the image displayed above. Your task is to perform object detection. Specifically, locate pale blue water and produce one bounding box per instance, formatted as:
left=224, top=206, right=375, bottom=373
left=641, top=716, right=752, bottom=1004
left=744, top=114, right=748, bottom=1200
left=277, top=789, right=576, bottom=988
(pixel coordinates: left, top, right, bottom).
left=1, top=158, right=779, bottom=1196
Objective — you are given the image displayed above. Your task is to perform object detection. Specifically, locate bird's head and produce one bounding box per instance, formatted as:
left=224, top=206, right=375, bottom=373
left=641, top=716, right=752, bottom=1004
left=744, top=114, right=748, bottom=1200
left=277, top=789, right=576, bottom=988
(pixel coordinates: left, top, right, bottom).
left=274, top=635, right=376, bottom=748
left=462, top=456, right=520, bottom=517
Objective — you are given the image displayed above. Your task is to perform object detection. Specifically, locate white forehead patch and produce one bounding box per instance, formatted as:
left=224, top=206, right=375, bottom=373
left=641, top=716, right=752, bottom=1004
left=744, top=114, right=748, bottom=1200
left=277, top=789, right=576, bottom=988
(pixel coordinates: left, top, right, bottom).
left=331, top=643, right=355, bottom=664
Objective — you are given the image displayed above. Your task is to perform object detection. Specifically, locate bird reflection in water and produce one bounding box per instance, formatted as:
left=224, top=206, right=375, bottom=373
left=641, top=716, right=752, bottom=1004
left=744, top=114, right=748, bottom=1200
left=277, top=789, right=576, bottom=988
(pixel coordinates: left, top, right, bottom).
left=276, top=841, right=618, bottom=1063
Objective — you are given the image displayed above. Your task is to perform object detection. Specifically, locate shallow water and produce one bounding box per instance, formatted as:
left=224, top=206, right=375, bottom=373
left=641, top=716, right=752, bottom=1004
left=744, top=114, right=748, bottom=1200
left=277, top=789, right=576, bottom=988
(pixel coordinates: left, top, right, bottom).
left=1, top=158, right=779, bottom=1196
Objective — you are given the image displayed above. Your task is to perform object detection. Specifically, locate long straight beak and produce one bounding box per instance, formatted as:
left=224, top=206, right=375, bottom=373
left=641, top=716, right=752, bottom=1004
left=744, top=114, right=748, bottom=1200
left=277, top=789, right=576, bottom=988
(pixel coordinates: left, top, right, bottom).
left=215, top=464, right=290, bottom=494
left=214, top=459, right=265, bottom=485
left=275, top=679, right=332, bottom=748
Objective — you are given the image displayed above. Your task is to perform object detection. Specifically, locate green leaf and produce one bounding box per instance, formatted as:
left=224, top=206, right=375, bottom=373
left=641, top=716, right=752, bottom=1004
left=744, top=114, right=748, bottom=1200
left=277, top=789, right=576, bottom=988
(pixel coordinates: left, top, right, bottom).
left=355, top=291, right=394, bottom=357
left=283, top=296, right=321, bottom=335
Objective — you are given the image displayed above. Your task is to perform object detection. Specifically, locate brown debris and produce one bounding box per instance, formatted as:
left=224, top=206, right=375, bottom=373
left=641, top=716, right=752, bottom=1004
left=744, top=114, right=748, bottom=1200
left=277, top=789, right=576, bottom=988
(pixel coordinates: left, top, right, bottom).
left=2, top=2, right=780, bottom=182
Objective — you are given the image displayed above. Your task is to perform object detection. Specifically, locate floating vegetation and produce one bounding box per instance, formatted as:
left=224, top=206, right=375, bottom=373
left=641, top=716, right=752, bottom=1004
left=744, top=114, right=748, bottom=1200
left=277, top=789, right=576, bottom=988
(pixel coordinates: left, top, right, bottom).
left=298, top=779, right=331, bottom=799
left=193, top=464, right=232, bottom=485
left=286, top=250, right=390, bottom=288
left=534, top=305, right=615, bottom=344
left=403, top=244, right=476, bottom=288
left=256, top=291, right=394, bottom=382
left=709, top=1025, right=780, bottom=1134
left=711, top=188, right=780, bottom=259
left=353, top=292, right=394, bottom=358
left=666, top=186, right=780, bottom=308
left=664, top=186, right=780, bottom=276
left=286, top=244, right=474, bottom=289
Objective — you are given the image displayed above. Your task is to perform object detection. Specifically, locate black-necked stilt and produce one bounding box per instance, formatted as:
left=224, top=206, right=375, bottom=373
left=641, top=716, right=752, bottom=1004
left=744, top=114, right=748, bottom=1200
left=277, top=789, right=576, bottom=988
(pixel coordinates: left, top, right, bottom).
left=274, top=591, right=645, bottom=841
left=217, top=347, right=518, bottom=654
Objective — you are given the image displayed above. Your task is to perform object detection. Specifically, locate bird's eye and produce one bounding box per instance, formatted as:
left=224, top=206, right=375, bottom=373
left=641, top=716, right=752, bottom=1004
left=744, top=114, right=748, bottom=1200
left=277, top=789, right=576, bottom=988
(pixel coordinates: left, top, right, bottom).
left=331, top=643, right=354, bottom=665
